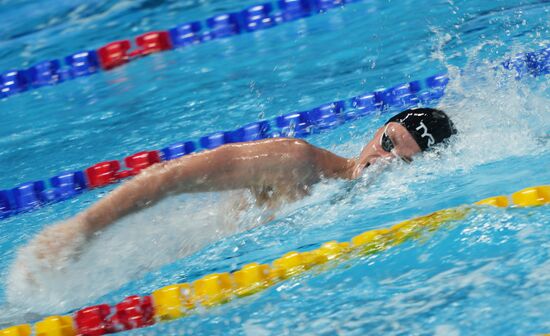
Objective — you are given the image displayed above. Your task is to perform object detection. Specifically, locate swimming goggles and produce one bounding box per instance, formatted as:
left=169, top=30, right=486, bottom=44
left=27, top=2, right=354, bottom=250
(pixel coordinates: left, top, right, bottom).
left=379, top=126, right=411, bottom=163
left=380, top=125, right=395, bottom=153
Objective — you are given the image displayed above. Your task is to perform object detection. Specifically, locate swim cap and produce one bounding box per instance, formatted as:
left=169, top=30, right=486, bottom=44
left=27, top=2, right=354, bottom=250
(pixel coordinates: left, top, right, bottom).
left=386, top=108, right=457, bottom=151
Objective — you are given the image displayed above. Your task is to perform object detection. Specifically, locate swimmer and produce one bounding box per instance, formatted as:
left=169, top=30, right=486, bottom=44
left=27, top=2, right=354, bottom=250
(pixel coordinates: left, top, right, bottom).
left=21, top=107, right=457, bottom=268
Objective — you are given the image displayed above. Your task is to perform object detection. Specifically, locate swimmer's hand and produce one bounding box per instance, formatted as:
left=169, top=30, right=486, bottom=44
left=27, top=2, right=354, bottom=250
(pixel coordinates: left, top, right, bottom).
left=7, top=217, right=91, bottom=301
left=22, top=216, right=90, bottom=270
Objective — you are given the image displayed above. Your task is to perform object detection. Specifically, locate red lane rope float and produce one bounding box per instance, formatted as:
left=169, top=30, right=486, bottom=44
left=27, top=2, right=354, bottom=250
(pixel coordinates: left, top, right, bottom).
left=97, top=41, right=132, bottom=71
left=1, top=185, right=548, bottom=335
left=96, top=32, right=174, bottom=70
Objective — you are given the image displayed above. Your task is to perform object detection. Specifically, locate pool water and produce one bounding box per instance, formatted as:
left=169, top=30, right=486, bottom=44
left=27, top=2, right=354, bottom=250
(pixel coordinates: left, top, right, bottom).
left=0, top=0, right=549, bottom=334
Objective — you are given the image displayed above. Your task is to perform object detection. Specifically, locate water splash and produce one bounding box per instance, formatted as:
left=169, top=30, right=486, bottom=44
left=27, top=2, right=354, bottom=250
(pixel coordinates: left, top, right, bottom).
left=4, top=191, right=263, bottom=314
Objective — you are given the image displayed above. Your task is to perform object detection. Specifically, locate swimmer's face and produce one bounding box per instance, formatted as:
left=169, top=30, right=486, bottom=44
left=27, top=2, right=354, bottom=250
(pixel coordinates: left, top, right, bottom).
left=357, top=122, right=422, bottom=170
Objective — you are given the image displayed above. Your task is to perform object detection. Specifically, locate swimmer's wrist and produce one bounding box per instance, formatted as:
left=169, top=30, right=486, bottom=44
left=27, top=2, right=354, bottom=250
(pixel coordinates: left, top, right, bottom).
left=79, top=209, right=116, bottom=237
left=76, top=214, right=95, bottom=238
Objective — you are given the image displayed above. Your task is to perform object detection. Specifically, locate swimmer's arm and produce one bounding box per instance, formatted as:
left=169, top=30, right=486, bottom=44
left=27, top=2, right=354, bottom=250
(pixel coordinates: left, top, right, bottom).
left=80, top=138, right=353, bottom=234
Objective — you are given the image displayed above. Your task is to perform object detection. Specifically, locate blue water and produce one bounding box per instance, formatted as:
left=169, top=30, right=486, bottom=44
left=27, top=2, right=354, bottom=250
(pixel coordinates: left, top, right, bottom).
left=0, top=0, right=549, bottom=334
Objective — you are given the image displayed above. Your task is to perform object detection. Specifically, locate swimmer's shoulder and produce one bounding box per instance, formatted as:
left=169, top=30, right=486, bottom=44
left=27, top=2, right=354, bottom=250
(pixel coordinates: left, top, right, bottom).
left=213, top=137, right=316, bottom=160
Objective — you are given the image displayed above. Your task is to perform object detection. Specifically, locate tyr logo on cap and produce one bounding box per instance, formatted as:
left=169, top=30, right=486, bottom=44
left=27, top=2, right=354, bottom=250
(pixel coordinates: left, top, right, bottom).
left=416, top=121, right=435, bottom=147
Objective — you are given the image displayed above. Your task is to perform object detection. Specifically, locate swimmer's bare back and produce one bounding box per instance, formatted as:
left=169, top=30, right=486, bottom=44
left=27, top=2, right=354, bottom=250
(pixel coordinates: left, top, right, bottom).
left=23, top=138, right=356, bottom=267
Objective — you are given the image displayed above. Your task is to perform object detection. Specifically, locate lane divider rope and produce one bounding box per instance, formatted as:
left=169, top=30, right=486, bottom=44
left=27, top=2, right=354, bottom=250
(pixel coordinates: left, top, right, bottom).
left=1, top=185, right=548, bottom=335
left=0, top=0, right=546, bottom=100
left=0, top=0, right=382, bottom=99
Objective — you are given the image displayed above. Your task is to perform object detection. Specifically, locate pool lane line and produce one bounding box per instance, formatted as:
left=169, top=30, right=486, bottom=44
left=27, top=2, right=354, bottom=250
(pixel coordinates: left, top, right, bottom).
left=0, top=71, right=450, bottom=220
left=0, top=0, right=547, bottom=99
left=0, top=0, right=371, bottom=100
left=1, top=185, right=548, bottom=335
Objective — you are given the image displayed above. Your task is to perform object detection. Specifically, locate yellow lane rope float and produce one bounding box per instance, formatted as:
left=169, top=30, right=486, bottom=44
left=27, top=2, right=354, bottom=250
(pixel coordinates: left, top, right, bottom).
left=2, top=185, right=548, bottom=335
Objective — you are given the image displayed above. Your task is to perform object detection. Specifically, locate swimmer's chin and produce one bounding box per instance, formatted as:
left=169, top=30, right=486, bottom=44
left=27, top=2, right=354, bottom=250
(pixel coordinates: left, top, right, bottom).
left=351, top=163, right=370, bottom=179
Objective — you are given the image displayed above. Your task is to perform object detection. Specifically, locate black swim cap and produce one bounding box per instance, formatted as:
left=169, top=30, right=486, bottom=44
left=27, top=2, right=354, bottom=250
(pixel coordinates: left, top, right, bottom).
left=386, top=108, right=457, bottom=151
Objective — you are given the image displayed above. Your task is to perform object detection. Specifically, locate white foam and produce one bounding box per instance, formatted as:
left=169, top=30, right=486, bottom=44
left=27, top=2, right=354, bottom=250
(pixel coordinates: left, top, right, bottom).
left=5, top=191, right=263, bottom=313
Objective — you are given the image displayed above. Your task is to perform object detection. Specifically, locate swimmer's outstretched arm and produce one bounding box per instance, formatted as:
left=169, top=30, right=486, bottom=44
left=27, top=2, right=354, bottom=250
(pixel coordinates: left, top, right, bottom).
left=79, top=138, right=355, bottom=235
left=16, top=139, right=353, bottom=268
